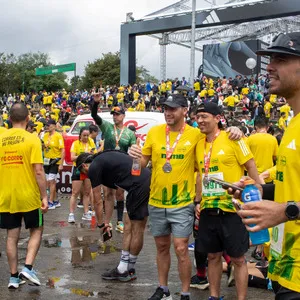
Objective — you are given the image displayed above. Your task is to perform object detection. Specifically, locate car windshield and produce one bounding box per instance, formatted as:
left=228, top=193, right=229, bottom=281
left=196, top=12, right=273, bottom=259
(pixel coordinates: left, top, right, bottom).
left=71, top=121, right=93, bottom=135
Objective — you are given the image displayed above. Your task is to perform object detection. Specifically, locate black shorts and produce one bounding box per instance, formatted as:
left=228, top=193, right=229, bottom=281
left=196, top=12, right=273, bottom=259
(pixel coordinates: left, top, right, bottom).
left=71, top=166, right=81, bottom=181
left=0, top=208, right=44, bottom=229
left=196, top=209, right=249, bottom=258
left=272, top=282, right=300, bottom=300
left=228, top=106, right=235, bottom=112
left=126, top=182, right=150, bottom=221
left=44, top=163, right=59, bottom=175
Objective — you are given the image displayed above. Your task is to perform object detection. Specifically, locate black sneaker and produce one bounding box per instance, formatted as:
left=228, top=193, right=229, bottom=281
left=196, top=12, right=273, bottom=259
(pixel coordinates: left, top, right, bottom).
left=128, top=268, right=137, bottom=280
left=190, top=275, right=209, bottom=290
left=101, top=267, right=131, bottom=282
left=148, top=287, right=172, bottom=300
left=77, top=201, right=84, bottom=208
left=180, top=295, right=191, bottom=300
left=251, top=247, right=262, bottom=260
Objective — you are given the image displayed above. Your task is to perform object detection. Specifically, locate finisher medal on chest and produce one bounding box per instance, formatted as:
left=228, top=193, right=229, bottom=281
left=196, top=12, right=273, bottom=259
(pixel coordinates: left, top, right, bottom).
left=115, top=145, right=120, bottom=150
left=162, top=162, right=172, bottom=173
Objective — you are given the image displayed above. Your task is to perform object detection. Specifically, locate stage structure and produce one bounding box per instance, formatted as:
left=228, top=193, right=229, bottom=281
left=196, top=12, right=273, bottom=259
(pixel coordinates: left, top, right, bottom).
left=120, top=0, right=300, bottom=84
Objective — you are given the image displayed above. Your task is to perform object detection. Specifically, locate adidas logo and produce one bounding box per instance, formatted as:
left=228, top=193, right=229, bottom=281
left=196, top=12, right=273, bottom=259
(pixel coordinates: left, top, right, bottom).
left=184, top=141, right=191, bottom=146
left=217, top=149, right=225, bottom=155
left=287, top=139, right=296, bottom=150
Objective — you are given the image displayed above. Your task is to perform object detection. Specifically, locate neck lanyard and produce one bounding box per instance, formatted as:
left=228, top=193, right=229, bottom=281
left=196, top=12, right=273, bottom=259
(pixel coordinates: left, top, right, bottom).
left=46, top=132, right=54, bottom=147
left=203, top=130, right=220, bottom=185
left=80, top=141, right=89, bottom=153
left=165, top=124, right=186, bottom=162
left=114, top=125, right=125, bottom=148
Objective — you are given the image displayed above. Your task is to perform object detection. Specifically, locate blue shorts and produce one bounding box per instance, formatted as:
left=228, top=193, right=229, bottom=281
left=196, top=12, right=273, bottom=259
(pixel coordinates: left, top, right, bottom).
left=148, top=203, right=194, bottom=238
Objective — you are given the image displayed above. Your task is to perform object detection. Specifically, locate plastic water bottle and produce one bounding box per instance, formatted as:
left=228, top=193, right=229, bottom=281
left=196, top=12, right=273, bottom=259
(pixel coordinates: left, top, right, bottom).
left=131, top=138, right=141, bottom=176
left=241, top=179, right=270, bottom=245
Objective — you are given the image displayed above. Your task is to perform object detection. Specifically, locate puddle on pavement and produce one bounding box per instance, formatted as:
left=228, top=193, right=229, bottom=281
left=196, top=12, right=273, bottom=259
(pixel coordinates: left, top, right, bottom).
left=42, top=235, right=121, bottom=266
left=47, top=276, right=109, bottom=297
left=52, top=220, right=97, bottom=230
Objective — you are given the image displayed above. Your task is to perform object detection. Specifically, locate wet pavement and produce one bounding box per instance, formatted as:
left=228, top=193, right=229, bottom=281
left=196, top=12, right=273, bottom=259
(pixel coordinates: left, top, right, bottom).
left=0, top=196, right=274, bottom=300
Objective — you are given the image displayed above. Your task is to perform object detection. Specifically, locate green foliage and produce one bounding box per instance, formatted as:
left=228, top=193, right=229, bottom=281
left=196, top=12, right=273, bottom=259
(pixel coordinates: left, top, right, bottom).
left=81, top=52, right=158, bottom=88
left=0, top=52, right=68, bottom=95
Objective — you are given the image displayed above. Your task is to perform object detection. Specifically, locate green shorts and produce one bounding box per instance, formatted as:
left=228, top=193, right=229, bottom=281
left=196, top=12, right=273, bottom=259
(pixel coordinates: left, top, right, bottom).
left=148, top=203, right=194, bottom=238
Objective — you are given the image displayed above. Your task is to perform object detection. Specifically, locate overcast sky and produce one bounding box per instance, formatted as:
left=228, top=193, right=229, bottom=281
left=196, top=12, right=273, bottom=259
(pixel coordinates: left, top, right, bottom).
left=0, top=0, right=222, bottom=81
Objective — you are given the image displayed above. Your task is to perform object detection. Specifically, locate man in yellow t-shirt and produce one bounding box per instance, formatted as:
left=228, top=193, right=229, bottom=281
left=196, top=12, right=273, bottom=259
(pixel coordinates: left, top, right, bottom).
left=247, top=117, right=278, bottom=179
left=264, top=97, right=273, bottom=120
left=159, top=80, right=167, bottom=94
left=195, top=102, right=260, bottom=300
left=237, top=32, right=300, bottom=299
left=43, top=119, right=65, bottom=209
left=0, top=103, right=47, bottom=288
left=129, top=94, right=201, bottom=299
left=199, top=88, right=207, bottom=99
left=278, top=112, right=287, bottom=131
left=223, top=93, right=240, bottom=111
left=280, top=103, right=291, bottom=118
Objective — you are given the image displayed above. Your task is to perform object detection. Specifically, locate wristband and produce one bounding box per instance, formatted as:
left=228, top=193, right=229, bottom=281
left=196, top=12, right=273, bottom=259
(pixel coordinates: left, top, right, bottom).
left=97, top=223, right=105, bottom=229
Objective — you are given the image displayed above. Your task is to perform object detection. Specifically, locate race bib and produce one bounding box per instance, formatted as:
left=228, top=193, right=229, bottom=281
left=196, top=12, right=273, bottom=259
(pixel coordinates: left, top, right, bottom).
left=202, top=172, right=226, bottom=197
left=44, top=158, right=50, bottom=166
left=270, top=223, right=285, bottom=259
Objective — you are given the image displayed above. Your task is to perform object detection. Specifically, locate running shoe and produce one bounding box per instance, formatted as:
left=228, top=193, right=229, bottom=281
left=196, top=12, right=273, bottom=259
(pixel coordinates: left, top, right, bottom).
left=148, top=287, right=172, bottom=300
left=19, top=267, right=40, bottom=286
left=129, top=268, right=137, bottom=280
left=68, top=213, right=75, bottom=223
left=77, top=201, right=84, bottom=208
left=8, top=277, right=26, bottom=289
left=190, top=275, right=209, bottom=290
left=53, top=201, right=61, bottom=208
left=82, top=213, right=92, bottom=221
left=227, top=263, right=235, bottom=287
left=116, top=221, right=124, bottom=233
left=188, top=242, right=195, bottom=251
left=208, top=297, right=224, bottom=300
left=251, top=247, right=263, bottom=260
left=101, top=267, right=131, bottom=282
left=88, top=210, right=95, bottom=217
left=180, top=295, right=190, bottom=300
left=48, top=202, right=56, bottom=210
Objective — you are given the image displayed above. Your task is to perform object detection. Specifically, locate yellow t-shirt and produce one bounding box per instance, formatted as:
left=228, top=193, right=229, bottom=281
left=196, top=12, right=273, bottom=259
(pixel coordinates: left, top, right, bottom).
left=70, top=138, right=96, bottom=166
left=268, top=113, right=300, bottom=293
left=133, top=91, right=140, bottom=101
left=199, top=90, right=207, bottom=98
left=247, top=133, right=278, bottom=174
left=194, top=82, right=200, bottom=91
left=117, top=92, right=124, bottom=103
left=43, top=131, right=64, bottom=162
left=224, top=96, right=239, bottom=107
left=40, top=108, right=46, bottom=117
left=208, top=79, right=214, bottom=89
left=2, top=113, right=8, bottom=121
left=196, top=131, right=253, bottom=213
left=166, top=81, right=172, bottom=91
left=0, top=127, right=7, bottom=135
left=207, top=89, right=215, bottom=97
left=241, top=87, right=249, bottom=95
left=270, top=94, right=277, bottom=104
left=280, top=104, right=291, bottom=117
left=52, top=108, right=61, bottom=122
left=265, top=165, right=277, bottom=182
left=159, top=83, right=166, bottom=93
left=0, top=128, right=43, bottom=213
left=107, top=95, right=113, bottom=105
left=142, top=124, right=202, bottom=208
left=278, top=117, right=287, bottom=131
left=264, top=102, right=273, bottom=118
left=127, top=107, right=135, bottom=112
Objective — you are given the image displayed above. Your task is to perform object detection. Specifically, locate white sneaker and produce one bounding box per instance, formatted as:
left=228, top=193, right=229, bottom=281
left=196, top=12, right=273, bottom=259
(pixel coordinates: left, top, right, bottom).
left=82, top=213, right=92, bottom=221
left=68, top=213, right=75, bottom=223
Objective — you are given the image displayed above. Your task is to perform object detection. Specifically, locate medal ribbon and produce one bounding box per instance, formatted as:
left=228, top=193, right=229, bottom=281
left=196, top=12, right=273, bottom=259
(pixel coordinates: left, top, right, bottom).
left=80, top=141, right=89, bottom=153
left=114, top=125, right=125, bottom=149
left=45, top=133, right=53, bottom=148
left=203, top=130, right=220, bottom=180
left=165, top=124, right=186, bottom=163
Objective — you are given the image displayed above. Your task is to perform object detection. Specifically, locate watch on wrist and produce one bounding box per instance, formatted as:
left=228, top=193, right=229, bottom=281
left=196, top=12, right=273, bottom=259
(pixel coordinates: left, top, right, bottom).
left=285, top=201, right=300, bottom=220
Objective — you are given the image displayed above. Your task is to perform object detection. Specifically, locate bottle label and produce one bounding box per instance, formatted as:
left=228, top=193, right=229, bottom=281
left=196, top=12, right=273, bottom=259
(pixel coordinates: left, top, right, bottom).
left=270, top=223, right=285, bottom=259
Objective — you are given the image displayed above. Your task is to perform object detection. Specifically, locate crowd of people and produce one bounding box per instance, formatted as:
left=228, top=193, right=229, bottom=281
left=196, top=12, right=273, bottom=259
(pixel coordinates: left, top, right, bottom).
left=0, top=31, right=299, bottom=300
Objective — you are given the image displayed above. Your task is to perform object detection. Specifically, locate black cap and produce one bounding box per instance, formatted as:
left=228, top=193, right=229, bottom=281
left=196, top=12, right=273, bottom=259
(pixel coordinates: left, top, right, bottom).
left=163, top=94, right=188, bottom=108
left=128, top=125, right=136, bottom=132
left=110, top=106, right=125, bottom=115
left=47, top=119, right=56, bottom=126
left=196, top=102, right=222, bottom=116
left=27, top=120, right=37, bottom=127
left=256, top=32, right=300, bottom=57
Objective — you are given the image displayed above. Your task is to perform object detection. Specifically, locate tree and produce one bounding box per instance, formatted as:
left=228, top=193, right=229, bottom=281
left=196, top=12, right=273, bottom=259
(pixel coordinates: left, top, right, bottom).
left=81, top=52, right=158, bottom=89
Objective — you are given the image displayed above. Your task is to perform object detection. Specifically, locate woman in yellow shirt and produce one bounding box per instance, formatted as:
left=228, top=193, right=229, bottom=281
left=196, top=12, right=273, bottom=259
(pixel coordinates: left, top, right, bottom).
left=68, top=127, right=96, bottom=223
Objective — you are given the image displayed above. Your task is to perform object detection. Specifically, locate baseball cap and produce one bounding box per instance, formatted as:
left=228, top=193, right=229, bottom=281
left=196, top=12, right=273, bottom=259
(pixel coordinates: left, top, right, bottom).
left=196, top=102, right=222, bottom=116
left=27, top=120, right=37, bottom=128
left=256, top=32, right=300, bottom=57
left=163, top=94, right=188, bottom=108
left=47, top=119, right=56, bottom=126
left=110, top=106, right=125, bottom=115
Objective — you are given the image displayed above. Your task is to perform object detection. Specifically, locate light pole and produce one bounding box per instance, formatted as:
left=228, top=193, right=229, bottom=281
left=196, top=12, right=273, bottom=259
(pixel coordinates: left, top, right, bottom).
left=189, top=0, right=196, bottom=86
